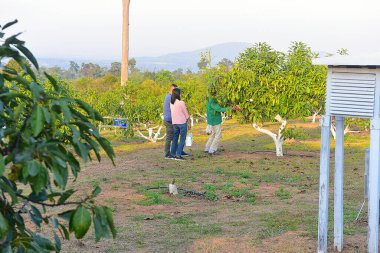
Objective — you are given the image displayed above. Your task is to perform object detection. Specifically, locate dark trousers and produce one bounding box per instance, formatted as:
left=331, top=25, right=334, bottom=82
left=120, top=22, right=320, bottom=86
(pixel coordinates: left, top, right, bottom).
left=171, top=123, right=187, bottom=157
left=164, top=121, right=174, bottom=157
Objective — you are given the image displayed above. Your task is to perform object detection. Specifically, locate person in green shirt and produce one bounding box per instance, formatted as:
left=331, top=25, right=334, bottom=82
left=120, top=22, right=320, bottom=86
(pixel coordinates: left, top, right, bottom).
left=205, top=92, right=239, bottom=155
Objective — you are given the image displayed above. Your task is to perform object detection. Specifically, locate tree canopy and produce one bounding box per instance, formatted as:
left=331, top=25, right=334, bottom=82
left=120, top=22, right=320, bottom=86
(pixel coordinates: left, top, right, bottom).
left=212, top=42, right=327, bottom=123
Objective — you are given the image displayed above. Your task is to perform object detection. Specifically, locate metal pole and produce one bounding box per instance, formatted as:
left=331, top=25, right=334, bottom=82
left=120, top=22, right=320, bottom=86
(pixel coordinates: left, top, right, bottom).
left=334, top=116, right=344, bottom=252
left=318, top=115, right=332, bottom=253
left=368, top=118, right=380, bottom=253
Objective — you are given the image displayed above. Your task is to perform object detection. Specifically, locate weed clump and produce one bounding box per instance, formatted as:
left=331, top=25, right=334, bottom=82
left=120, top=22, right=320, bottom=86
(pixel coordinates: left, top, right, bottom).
left=204, top=184, right=218, bottom=201
left=137, top=192, right=173, bottom=205
left=275, top=187, right=292, bottom=200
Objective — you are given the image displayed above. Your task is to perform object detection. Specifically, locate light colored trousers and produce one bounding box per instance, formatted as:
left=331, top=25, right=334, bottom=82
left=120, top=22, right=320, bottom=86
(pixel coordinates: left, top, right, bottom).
left=205, top=124, right=222, bottom=153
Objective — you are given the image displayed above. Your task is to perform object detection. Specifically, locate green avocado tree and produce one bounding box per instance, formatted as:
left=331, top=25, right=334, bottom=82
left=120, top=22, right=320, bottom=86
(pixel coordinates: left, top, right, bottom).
left=176, top=74, right=208, bottom=126
left=213, top=42, right=326, bottom=156
left=123, top=79, right=166, bottom=142
left=0, top=21, right=116, bottom=252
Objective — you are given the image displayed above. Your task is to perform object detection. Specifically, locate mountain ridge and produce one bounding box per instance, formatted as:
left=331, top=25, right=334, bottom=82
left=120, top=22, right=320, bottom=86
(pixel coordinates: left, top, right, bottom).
left=37, top=42, right=252, bottom=71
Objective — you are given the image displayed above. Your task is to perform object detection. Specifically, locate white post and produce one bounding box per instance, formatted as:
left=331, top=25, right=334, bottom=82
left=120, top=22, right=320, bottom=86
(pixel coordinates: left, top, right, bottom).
left=368, top=118, right=380, bottom=253
left=318, top=115, right=332, bottom=253
left=334, top=116, right=344, bottom=252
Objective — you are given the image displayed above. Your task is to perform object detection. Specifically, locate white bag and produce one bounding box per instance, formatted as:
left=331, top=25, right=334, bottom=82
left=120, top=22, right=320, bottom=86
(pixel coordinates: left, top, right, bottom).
left=185, top=133, right=193, bottom=146
left=205, top=124, right=212, bottom=135
left=169, top=184, right=178, bottom=195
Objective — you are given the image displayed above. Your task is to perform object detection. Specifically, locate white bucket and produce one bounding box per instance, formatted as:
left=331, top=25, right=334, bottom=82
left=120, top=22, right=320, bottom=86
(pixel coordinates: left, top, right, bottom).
left=185, top=133, right=193, bottom=147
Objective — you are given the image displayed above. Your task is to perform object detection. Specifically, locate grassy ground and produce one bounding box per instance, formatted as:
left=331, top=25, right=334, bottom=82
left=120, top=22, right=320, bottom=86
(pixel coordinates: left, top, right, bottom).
left=61, top=118, right=369, bottom=252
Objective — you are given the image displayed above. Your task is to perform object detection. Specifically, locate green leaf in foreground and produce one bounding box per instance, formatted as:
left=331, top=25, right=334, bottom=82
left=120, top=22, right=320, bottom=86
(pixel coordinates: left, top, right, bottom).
left=0, top=212, right=9, bottom=240
left=105, top=207, right=117, bottom=238
left=30, top=105, right=45, bottom=137
left=69, top=206, right=91, bottom=239
left=0, top=155, right=4, bottom=176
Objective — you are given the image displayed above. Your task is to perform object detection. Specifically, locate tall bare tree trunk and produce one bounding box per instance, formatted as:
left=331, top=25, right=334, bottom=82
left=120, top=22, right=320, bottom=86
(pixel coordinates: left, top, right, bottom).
left=121, top=0, right=130, bottom=85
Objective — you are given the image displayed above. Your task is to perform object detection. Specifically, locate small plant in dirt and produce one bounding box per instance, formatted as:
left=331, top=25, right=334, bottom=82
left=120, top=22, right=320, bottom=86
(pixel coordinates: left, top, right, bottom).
left=170, top=215, right=195, bottom=225
left=275, top=187, right=292, bottom=200
left=137, top=192, right=173, bottom=205
left=204, top=184, right=218, bottom=201
left=215, top=167, right=224, bottom=174
left=187, top=224, right=223, bottom=235
left=259, top=212, right=298, bottom=239
left=227, top=170, right=253, bottom=179
left=222, top=182, right=257, bottom=204
left=132, top=213, right=167, bottom=221
left=170, top=215, right=223, bottom=235
left=245, top=192, right=257, bottom=204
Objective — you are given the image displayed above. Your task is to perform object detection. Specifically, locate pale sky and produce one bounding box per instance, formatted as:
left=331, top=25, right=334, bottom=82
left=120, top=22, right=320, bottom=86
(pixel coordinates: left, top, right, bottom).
left=1, top=0, right=380, bottom=60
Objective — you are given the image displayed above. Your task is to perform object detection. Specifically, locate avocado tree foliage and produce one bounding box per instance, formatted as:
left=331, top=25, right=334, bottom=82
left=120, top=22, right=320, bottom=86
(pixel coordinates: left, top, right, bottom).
left=123, top=79, right=167, bottom=142
left=212, top=42, right=326, bottom=156
left=0, top=21, right=116, bottom=252
left=176, top=74, right=208, bottom=125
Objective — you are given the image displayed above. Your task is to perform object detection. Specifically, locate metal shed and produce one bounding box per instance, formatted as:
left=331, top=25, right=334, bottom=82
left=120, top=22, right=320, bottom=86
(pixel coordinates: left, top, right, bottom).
left=313, top=53, right=380, bottom=253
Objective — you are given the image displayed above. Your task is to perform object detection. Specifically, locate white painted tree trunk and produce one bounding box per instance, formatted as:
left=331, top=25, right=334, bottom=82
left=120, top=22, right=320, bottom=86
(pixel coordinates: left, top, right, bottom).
left=252, top=115, right=287, bottom=157
left=330, top=124, right=336, bottom=140
left=312, top=107, right=322, bottom=123
left=330, top=123, right=350, bottom=140
left=275, top=138, right=284, bottom=157
left=221, top=112, right=226, bottom=123
left=190, top=115, right=194, bottom=127
left=136, top=125, right=166, bottom=143
left=195, top=113, right=207, bottom=122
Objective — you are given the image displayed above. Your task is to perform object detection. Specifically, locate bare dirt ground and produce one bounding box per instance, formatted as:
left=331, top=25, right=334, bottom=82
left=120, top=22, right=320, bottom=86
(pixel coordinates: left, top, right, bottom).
left=61, top=119, right=370, bottom=252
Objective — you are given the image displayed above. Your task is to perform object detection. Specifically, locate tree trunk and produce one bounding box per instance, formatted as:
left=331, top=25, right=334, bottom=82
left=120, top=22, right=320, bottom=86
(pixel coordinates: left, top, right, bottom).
left=312, top=107, right=322, bottom=123
left=121, top=0, right=130, bottom=85
left=330, top=123, right=350, bottom=140
left=252, top=115, right=286, bottom=157
left=330, top=124, right=336, bottom=140
left=136, top=125, right=166, bottom=143
left=274, top=138, right=284, bottom=157
left=312, top=112, right=318, bottom=123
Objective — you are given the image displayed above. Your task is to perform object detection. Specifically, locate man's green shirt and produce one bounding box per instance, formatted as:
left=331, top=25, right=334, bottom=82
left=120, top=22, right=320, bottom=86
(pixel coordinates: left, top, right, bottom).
left=206, top=97, right=232, bottom=126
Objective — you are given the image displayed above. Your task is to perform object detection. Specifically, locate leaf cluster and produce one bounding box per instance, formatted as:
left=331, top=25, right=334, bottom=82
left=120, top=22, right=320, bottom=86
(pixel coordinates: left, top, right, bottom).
left=0, top=21, right=116, bottom=252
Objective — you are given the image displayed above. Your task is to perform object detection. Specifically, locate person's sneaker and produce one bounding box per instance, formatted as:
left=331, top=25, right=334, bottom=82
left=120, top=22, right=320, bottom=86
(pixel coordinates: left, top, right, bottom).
left=181, top=151, right=190, bottom=157
left=174, top=156, right=186, bottom=161
left=208, top=151, right=221, bottom=155
left=204, top=150, right=209, bottom=153
left=165, top=155, right=175, bottom=160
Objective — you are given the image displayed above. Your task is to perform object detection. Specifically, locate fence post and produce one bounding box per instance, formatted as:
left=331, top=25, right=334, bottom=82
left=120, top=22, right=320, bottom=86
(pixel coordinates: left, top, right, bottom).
left=368, top=118, right=380, bottom=253
left=334, top=116, right=344, bottom=251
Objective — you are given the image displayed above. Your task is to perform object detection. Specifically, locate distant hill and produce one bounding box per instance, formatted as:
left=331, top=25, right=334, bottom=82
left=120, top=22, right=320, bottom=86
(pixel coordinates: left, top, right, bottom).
left=135, top=42, right=252, bottom=71
left=37, top=42, right=252, bottom=72
left=35, top=43, right=332, bottom=72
